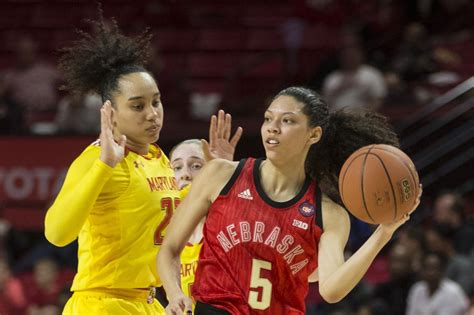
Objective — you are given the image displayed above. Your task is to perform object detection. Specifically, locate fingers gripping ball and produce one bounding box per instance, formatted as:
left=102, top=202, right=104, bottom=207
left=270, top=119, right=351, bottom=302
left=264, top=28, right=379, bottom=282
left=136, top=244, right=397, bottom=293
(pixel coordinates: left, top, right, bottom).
left=339, top=144, right=420, bottom=224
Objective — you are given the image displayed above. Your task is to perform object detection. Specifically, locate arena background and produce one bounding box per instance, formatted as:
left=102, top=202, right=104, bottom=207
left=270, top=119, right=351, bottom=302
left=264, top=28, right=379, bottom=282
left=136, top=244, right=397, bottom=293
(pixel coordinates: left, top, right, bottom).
left=0, top=0, right=472, bottom=314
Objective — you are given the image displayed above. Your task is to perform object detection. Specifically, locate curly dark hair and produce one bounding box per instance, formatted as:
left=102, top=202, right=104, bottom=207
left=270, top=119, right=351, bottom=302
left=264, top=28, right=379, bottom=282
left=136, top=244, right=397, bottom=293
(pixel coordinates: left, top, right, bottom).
left=59, top=10, right=153, bottom=103
left=275, top=87, right=400, bottom=204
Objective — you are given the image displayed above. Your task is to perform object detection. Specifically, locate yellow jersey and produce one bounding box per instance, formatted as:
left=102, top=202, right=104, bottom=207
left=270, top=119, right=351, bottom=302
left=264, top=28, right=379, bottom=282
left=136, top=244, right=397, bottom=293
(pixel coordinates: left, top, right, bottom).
left=177, top=184, right=202, bottom=299
left=180, top=241, right=202, bottom=298
left=157, top=185, right=202, bottom=312
left=46, top=142, right=180, bottom=290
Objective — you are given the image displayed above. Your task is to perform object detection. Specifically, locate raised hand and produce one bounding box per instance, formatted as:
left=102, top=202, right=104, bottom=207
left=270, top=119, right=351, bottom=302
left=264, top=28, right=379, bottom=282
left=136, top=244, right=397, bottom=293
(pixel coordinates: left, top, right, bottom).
left=202, top=110, right=243, bottom=161
left=99, top=101, right=127, bottom=168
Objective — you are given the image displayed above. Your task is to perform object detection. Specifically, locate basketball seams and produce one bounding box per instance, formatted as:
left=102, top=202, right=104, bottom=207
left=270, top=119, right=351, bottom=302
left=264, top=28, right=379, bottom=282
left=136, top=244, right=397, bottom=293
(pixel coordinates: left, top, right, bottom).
left=339, top=152, right=369, bottom=208
left=361, top=146, right=376, bottom=223
left=339, top=144, right=419, bottom=225
left=368, top=153, right=398, bottom=221
left=372, top=147, right=419, bottom=205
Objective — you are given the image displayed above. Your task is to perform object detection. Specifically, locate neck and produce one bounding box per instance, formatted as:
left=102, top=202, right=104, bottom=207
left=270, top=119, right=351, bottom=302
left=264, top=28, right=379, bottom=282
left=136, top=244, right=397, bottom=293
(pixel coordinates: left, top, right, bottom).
left=260, top=158, right=306, bottom=201
left=126, top=141, right=150, bottom=155
left=427, top=281, right=440, bottom=296
left=113, top=130, right=149, bottom=155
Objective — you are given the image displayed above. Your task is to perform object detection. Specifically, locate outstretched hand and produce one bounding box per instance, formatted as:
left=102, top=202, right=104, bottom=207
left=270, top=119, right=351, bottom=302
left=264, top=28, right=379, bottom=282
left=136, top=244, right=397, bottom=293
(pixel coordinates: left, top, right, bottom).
left=202, top=109, right=243, bottom=161
left=380, top=184, right=423, bottom=235
left=99, top=101, right=126, bottom=168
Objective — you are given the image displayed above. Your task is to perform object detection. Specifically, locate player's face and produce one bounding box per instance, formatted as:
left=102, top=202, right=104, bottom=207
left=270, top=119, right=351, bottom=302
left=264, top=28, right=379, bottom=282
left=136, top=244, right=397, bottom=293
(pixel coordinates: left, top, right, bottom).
left=261, top=95, right=321, bottom=163
left=171, top=143, right=206, bottom=189
left=112, top=72, right=163, bottom=150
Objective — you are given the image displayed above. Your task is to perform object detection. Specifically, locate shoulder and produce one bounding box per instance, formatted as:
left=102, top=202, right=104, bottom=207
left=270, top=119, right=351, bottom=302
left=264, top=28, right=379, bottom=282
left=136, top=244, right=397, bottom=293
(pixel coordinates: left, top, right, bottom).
left=324, top=71, right=342, bottom=86
left=192, top=159, right=241, bottom=201
left=408, top=281, right=426, bottom=296
left=72, top=142, right=101, bottom=165
left=360, top=65, right=384, bottom=78
left=442, top=279, right=466, bottom=294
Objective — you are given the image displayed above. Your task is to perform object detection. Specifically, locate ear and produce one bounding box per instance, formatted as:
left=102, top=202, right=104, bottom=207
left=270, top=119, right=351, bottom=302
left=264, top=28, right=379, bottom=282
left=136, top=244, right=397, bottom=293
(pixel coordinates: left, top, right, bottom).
left=110, top=102, right=118, bottom=126
left=309, top=126, right=322, bottom=145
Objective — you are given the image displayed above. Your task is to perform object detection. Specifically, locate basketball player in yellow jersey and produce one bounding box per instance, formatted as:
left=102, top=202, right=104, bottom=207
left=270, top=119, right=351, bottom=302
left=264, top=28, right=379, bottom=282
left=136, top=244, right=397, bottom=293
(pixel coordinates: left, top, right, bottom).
left=44, top=14, right=242, bottom=315
left=156, top=111, right=243, bottom=312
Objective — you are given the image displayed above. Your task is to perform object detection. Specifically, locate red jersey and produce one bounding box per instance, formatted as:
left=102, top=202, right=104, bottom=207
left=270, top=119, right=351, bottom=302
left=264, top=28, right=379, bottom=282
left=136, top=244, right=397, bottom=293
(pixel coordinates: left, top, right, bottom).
left=193, top=158, right=323, bottom=315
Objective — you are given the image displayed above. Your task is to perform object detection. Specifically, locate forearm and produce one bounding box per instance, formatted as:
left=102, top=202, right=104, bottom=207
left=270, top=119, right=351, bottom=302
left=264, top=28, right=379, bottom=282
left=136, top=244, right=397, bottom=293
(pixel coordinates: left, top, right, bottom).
left=45, top=160, right=113, bottom=246
left=157, top=246, right=184, bottom=300
left=320, top=226, right=391, bottom=302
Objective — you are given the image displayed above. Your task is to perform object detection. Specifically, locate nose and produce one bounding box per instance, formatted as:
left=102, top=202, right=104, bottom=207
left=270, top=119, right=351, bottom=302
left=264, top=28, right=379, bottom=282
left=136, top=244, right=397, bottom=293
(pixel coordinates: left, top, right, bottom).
left=267, top=121, right=280, bottom=134
left=146, top=105, right=160, bottom=120
left=180, top=169, right=192, bottom=181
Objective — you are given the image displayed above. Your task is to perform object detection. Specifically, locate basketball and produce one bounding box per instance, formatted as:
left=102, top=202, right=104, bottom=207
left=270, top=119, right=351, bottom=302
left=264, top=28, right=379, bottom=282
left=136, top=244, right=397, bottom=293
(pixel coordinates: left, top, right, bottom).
left=339, top=144, right=420, bottom=224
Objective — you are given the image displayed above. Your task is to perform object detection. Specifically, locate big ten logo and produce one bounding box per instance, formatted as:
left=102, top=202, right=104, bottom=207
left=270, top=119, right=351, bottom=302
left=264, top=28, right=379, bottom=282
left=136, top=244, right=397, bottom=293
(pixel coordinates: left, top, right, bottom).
left=0, top=167, right=67, bottom=200
left=399, top=178, right=412, bottom=202
left=292, top=219, right=308, bottom=230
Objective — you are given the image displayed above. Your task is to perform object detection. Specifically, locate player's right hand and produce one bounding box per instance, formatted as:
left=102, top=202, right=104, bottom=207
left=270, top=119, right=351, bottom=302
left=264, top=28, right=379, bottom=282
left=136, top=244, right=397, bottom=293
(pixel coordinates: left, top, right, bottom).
left=165, top=294, right=193, bottom=315
left=202, top=109, right=243, bottom=162
left=99, top=101, right=126, bottom=168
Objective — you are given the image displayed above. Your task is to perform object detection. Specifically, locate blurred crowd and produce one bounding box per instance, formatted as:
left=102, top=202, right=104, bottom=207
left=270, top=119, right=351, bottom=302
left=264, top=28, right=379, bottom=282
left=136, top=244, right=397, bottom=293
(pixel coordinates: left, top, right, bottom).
left=0, top=0, right=473, bottom=314
left=0, top=0, right=472, bottom=135
left=307, top=189, right=474, bottom=315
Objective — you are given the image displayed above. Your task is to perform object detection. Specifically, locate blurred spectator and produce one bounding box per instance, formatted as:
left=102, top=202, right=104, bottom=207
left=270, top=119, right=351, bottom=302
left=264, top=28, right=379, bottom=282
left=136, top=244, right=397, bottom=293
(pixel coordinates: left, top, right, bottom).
left=432, top=190, right=474, bottom=255
left=425, top=226, right=474, bottom=294
left=147, top=43, right=190, bottom=119
left=406, top=251, right=469, bottom=315
left=55, top=93, right=102, bottom=135
left=388, top=23, right=461, bottom=84
left=3, top=36, right=61, bottom=132
left=0, top=75, right=24, bottom=134
left=27, top=304, right=60, bottom=315
left=322, top=32, right=386, bottom=111
left=423, top=0, right=474, bottom=40
left=280, top=17, right=306, bottom=80
left=394, top=224, right=425, bottom=273
left=25, top=258, right=62, bottom=310
left=0, top=258, right=27, bottom=315
left=391, top=23, right=439, bottom=83
left=394, top=224, right=426, bottom=273
left=372, top=244, right=417, bottom=315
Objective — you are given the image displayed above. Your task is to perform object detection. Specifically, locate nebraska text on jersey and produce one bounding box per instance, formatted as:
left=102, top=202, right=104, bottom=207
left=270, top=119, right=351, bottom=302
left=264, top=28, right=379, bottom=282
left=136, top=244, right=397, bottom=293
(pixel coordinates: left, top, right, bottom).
left=217, top=220, right=309, bottom=275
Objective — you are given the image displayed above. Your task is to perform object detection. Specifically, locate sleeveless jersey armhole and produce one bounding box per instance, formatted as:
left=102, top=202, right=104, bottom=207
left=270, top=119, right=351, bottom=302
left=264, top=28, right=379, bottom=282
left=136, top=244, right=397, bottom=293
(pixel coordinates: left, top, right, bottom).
left=218, top=158, right=247, bottom=196
left=315, top=186, right=323, bottom=231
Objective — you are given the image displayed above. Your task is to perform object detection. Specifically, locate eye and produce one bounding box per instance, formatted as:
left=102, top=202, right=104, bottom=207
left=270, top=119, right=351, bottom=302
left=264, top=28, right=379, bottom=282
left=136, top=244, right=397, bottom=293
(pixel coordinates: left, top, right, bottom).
left=263, top=116, right=271, bottom=123
left=190, top=163, right=203, bottom=170
left=172, top=165, right=182, bottom=172
left=152, top=100, right=161, bottom=108
left=283, top=118, right=293, bottom=124
left=133, top=104, right=144, bottom=111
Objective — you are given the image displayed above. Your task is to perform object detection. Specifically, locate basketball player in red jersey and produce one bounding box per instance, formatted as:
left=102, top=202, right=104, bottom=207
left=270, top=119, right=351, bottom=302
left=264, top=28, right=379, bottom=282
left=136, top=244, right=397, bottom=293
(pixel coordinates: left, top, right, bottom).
left=158, top=87, right=422, bottom=315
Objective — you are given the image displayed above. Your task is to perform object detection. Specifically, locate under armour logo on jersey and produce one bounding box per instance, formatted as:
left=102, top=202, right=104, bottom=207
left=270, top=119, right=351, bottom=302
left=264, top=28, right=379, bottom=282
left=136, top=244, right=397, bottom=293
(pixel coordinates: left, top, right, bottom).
left=237, top=189, right=253, bottom=200
left=134, top=160, right=145, bottom=168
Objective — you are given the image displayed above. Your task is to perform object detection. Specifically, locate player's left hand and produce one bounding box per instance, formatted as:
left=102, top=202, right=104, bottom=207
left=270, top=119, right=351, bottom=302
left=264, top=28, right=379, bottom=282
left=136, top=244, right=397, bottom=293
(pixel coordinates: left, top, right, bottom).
left=202, top=109, right=243, bottom=161
left=380, top=184, right=422, bottom=235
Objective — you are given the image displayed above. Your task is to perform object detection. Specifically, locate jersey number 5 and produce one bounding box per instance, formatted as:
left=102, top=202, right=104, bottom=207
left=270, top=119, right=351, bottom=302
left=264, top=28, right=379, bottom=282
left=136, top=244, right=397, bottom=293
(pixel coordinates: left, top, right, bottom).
left=248, top=258, right=272, bottom=310
left=154, top=197, right=180, bottom=245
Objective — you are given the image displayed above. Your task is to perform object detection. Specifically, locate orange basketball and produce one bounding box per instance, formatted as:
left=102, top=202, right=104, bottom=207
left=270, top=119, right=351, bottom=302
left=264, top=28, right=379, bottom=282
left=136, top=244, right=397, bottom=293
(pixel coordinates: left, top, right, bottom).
left=338, top=144, right=420, bottom=224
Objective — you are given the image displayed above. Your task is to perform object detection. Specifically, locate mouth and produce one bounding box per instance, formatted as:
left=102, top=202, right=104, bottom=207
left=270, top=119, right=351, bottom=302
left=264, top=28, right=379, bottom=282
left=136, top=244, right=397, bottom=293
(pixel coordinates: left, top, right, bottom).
left=179, top=182, right=190, bottom=190
left=265, top=138, right=280, bottom=145
left=146, top=125, right=161, bottom=133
